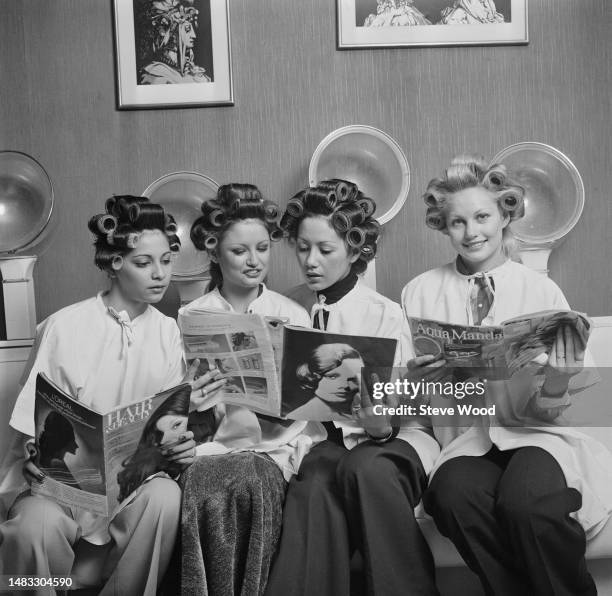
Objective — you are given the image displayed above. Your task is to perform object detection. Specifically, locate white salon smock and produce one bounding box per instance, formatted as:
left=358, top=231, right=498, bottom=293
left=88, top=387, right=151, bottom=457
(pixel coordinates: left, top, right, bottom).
left=1, top=293, right=185, bottom=543
left=288, top=280, right=440, bottom=474
left=401, top=259, right=612, bottom=537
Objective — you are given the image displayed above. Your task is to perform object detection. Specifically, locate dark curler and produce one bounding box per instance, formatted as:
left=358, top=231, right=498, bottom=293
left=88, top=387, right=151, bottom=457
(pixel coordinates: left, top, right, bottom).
left=126, top=233, right=140, bottom=249
left=96, top=214, right=117, bottom=234
left=286, top=198, right=304, bottom=219
left=499, top=189, right=522, bottom=213
left=425, top=208, right=445, bottom=230
left=325, top=191, right=338, bottom=210
left=357, top=197, right=376, bottom=218
left=424, top=192, right=440, bottom=208
left=128, top=203, right=140, bottom=223
left=204, top=235, right=218, bottom=250
left=335, top=181, right=350, bottom=201
left=209, top=209, right=226, bottom=228
left=270, top=228, right=285, bottom=242
left=165, top=214, right=178, bottom=234
left=332, top=211, right=352, bottom=232
left=105, top=196, right=118, bottom=214
left=360, top=243, right=375, bottom=258
left=346, top=227, right=366, bottom=249
left=264, top=203, right=280, bottom=222
left=484, top=167, right=507, bottom=188
left=169, top=241, right=180, bottom=252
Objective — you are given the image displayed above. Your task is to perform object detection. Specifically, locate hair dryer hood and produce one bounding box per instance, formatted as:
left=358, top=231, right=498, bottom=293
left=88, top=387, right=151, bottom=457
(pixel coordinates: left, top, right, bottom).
left=0, top=151, right=54, bottom=255
left=143, top=171, right=218, bottom=279
left=309, top=125, right=410, bottom=225
left=492, top=142, right=584, bottom=246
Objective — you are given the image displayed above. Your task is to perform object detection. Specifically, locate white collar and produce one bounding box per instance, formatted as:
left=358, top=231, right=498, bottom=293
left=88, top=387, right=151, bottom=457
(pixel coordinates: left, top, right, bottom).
left=209, top=284, right=267, bottom=313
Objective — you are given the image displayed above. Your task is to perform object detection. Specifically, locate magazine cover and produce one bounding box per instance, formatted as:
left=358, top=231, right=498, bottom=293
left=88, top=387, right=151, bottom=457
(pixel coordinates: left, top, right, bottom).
left=409, top=309, right=591, bottom=379
left=32, top=374, right=191, bottom=516
left=179, top=310, right=284, bottom=416
left=280, top=326, right=398, bottom=421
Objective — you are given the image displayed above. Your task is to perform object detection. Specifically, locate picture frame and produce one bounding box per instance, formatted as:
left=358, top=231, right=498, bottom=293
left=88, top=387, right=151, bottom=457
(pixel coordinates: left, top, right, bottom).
left=113, top=0, right=233, bottom=109
left=337, top=0, right=528, bottom=49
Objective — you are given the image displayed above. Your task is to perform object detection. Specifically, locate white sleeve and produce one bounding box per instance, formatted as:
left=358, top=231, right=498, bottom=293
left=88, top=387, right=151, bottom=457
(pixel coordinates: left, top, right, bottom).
left=164, top=320, right=187, bottom=389
left=9, top=317, right=61, bottom=437
left=396, top=311, right=415, bottom=367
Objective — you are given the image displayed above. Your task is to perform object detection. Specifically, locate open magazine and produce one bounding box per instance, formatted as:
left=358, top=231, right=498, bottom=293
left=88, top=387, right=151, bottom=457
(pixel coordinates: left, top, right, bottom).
left=179, top=310, right=398, bottom=421
left=408, top=309, right=592, bottom=379
left=32, top=373, right=191, bottom=515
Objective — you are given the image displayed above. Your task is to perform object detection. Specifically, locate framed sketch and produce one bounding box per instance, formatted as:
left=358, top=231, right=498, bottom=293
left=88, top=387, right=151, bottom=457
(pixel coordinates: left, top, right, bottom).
left=113, top=0, right=233, bottom=109
left=337, top=0, right=528, bottom=48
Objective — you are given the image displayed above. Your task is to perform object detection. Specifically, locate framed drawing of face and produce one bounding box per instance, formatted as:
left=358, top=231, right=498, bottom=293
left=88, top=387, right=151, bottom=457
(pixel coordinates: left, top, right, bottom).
left=337, top=0, right=528, bottom=48
left=113, top=0, right=233, bottom=109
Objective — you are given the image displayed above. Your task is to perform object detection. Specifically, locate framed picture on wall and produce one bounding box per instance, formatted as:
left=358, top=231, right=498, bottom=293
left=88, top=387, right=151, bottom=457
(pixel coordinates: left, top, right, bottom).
left=337, top=0, right=528, bottom=48
left=113, top=0, right=233, bottom=109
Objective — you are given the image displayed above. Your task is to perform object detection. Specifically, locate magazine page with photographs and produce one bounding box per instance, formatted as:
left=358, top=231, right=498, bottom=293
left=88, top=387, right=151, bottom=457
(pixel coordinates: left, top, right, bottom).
left=179, top=310, right=283, bottom=416
left=280, top=326, right=398, bottom=422
left=32, top=374, right=191, bottom=516
left=408, top=309, right=592, bottom=380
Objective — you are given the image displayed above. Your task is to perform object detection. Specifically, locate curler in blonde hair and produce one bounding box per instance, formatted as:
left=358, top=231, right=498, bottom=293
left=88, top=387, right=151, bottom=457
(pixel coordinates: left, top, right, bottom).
left=425, top=208, right=444, bottom=230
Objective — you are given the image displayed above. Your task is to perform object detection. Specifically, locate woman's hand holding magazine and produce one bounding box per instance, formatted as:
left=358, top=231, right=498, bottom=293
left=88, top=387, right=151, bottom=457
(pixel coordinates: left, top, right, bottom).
left=184, top=359, right=228, bottom=412
left=22, top=441, right=45, bottom=484
left=405, top=353, right=448, bottom=383
left=160, top=431, right=197, bottom=469
left=540, top=324, right=586, bottom=394
left=352, top=373, right=398, bottom=440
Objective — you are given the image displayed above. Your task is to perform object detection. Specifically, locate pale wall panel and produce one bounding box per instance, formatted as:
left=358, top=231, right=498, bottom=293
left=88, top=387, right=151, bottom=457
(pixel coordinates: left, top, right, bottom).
left=0, top=0, right=610, bottom=320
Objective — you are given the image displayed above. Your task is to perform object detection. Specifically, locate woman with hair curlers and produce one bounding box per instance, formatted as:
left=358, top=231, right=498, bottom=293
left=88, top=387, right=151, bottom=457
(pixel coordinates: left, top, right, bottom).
left=0, top=195, right=224, bottom=596
left=178, top=183, right=323, bottom=596
left=265, top=179, right=440, bottom=596
left=402, top=155, right=612, bottom=596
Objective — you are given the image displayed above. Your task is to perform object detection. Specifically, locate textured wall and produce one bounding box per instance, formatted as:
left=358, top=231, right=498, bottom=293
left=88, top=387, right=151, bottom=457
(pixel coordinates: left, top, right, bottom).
left=1, top=0, right=610, bottom=320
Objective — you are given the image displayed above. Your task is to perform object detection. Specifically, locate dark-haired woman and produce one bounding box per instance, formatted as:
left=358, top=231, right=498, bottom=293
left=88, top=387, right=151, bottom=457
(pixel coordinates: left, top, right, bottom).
left=178, top=183, right=323, bottom=596
left=116, top=385, right=191, bottom=503
left=265, top=180, right=440, bottom=596
left=0, top=196, right=224, bottom=596
left=402, top=156, right=612, bottom=595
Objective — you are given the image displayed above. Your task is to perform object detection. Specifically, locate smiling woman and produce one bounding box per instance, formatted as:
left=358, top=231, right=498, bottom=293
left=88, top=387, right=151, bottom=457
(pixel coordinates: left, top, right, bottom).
left=402, top=155, right=612, bottom=595
left=175, top=183, right=318, bottom=596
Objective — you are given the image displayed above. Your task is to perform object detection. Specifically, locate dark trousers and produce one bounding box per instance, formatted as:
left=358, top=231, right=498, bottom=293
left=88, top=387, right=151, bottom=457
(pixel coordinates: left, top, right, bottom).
left=265, top=439, right=438, bottom=596
left=423, top=446, right=596, bottom=596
